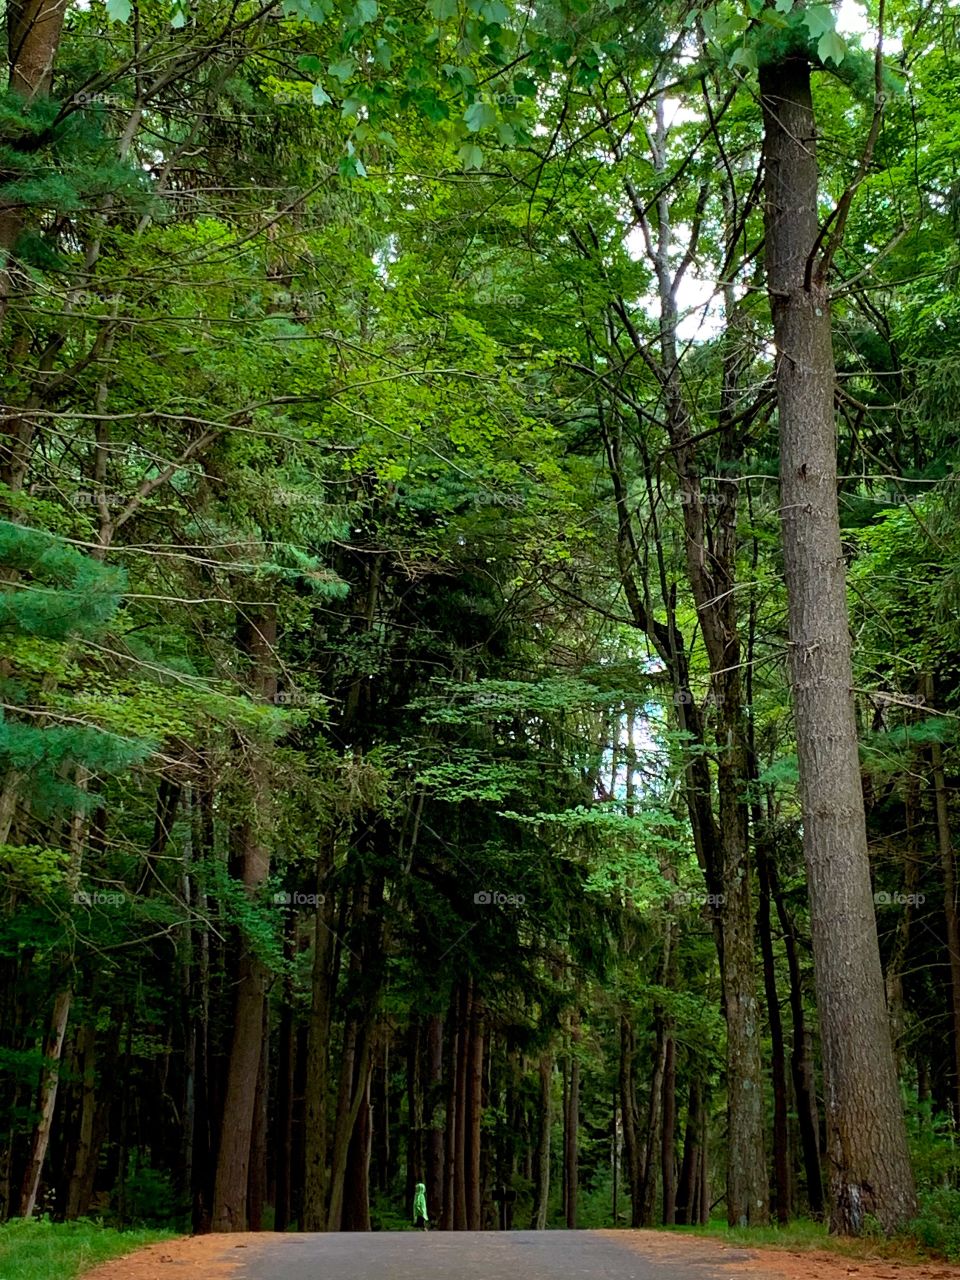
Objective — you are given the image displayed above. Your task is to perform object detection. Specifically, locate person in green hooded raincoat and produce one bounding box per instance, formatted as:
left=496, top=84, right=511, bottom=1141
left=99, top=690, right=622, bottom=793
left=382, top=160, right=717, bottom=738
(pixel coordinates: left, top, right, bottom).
left=413, top=1182, right=428, bottom=1230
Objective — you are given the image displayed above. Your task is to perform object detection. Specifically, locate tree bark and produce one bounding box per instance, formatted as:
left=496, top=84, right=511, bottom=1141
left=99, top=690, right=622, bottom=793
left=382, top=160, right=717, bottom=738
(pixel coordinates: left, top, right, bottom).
left=303, top=864, right=337, bottom=1230
left=660, top=1032, right=677, bottom=1225
left=929, top=689, right=960, bottom=1122
left=425, top=1014, right=445, bottom=1226
left=756, top=834, right=791, bottom=1223
left=760, top=53, right=916, bottom=1232
left=211, top=602, right=277, bottom=1231
left=453, top=977, right=470, bottom=1230
left=531, top=1052, right=552, bottom=1229
left=564, top=1023, right=579, bottom=1229
left=466, top=997, right=484, bottom=1230
left=619, top=1015, right=641, bottom=1227
left=675, top=1078, right=702, bottom=1225
left=770, top=860, right=824, bottom=1217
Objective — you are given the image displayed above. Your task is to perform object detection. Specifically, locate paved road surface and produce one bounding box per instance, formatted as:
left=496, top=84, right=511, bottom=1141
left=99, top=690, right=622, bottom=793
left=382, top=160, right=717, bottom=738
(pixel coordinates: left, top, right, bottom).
left=234, top=1230, right=760, bottom=1280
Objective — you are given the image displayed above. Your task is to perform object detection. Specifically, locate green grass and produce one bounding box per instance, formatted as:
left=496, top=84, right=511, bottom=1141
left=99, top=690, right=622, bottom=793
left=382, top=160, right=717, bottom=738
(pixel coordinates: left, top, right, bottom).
left=661, top=1217, right=936, bottom=1264
left=0, top=1218, right=172, bottom=1280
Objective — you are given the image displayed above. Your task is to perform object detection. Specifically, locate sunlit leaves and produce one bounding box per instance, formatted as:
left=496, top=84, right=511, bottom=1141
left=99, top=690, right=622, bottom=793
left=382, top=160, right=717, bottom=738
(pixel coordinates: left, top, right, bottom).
left=817, top=28, right=846, bottom=64
left=464, top=100, right=497, bottom=131
left=458, top=141, right=485, bottom=169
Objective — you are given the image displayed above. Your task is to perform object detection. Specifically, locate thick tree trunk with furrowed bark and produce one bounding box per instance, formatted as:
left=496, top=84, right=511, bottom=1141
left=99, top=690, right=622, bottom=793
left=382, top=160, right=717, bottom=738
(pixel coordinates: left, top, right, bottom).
left=760, top=53, right=915, bottom=1234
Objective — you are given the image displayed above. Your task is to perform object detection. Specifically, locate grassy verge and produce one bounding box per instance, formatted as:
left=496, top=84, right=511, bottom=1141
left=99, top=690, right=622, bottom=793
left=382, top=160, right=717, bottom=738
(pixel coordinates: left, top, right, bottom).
left=661, top=1219, right=938, bottom=1265
left=0, top=1218, right=172, bottom=1280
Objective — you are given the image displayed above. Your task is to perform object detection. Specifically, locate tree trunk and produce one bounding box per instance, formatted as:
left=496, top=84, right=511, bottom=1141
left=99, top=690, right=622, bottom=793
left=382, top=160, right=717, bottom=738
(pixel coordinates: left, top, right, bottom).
left=65, top=1022, right=97, bottom=1220
left=342, top=1068, right=372, bottom=1231
left=453, top=977, right=470, bottom=1230
left=246, top=1003, right=269, bottom=1232
left=531, top=1052, right=552, bottom=1229
left=930, top=702, right=960, bottom=1121
left=303, top=868, right=337, bottom=1230
left=274, top=911, right=299, bottom=1233
left=639, top=1020, right=667, bottom=1227
left=564, top=1024, right=579, bottom=1229
left=211, top=603, right=277, bottom=1231
left=675, top=1078, right=702, bottom=1226
left=327, top=1016, right=374, bottom=1231
left=441, top=994, right=459, bottom=1231
left=425, top=1014, right=445, bottom=1227
left=19, top=989, right=71, bottom=1216
left=619, top=1016, right=641, bottom=1227
left=660, top=1032, right=676, bottom=1225
left=466, top=998, right=484, bottom=1230
left=770, top=862, right=824, bottom=1218
left=756, top=834, right=791, bottom=1223
left=759, top=53, right=916, bottom=1232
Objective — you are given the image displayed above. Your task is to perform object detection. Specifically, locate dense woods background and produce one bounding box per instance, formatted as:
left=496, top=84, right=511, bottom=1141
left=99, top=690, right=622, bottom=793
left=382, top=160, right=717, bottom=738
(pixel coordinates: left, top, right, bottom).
left=2, top=0, right=960, bottom=1250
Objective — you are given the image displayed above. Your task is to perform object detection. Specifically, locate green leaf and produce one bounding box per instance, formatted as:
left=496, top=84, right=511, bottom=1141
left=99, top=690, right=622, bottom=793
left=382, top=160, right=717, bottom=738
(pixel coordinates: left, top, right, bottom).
left=338, top=154, right=367, bottom=178
left=464, top=100, right=497, bottom=132
left=355, top=0, right=378, bottom=22
left=458, top=142, right=484, bottom=169
left=496, top=121, right=516, bottom=145
left=106, top=0, right=132, bottom=21
left=374, top=37, right=393, bottom=68
left=311, top=83, right=332, bottom=105
left=729, top=44, right=758, bottom=73
left=774, top=0, right=793, bottom=12
left=328, top=57, right=357, bottom=82
left=429, top=0, right=459, bottom=16
left=481, top=0, right=510, bottom=21
left=817, top=28, right=846, bottom=63
left=802, top=4, right=835, bottom=37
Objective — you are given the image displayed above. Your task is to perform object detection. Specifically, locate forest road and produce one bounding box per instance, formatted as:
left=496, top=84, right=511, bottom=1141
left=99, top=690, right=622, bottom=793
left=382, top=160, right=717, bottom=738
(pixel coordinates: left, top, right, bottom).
left=80, top=1228, right=960, bottom=1280
left=232, top=1229, right=777, bottom=1280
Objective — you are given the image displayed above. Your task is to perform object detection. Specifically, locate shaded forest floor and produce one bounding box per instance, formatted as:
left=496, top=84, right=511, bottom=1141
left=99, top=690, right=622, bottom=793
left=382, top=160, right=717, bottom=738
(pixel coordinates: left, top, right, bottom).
left=74, top=1229, right=960, bottom=1280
